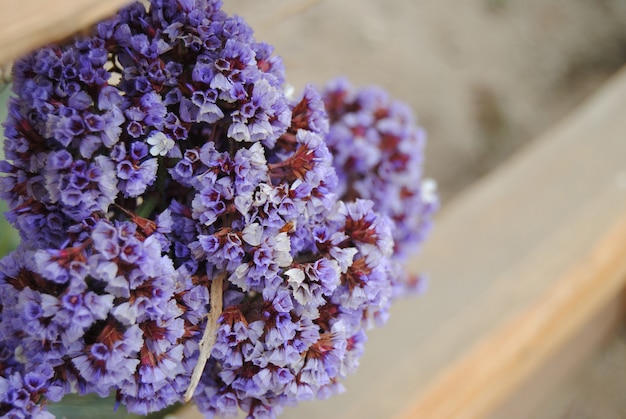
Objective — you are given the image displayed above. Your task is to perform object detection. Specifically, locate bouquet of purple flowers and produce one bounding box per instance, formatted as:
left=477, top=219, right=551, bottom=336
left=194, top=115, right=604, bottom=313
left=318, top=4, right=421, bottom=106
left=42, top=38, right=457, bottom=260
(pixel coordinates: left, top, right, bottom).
left=0, top=1, right=437, bottom=418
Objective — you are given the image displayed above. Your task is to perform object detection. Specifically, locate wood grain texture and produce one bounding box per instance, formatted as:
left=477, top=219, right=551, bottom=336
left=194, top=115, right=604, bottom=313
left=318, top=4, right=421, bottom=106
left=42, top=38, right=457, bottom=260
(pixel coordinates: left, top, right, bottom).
left=403, top=206, right=626, bottom=418
left=172, top=69, right=626, bottom=419
left=0, top=0, right=131, bottom=65
left=485, top=290, right=626, bottom=419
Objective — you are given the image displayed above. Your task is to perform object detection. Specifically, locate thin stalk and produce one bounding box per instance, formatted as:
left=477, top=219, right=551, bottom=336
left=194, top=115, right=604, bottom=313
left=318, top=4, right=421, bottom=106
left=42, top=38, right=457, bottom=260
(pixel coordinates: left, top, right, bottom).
left=184, top=272, right=226, bottom=402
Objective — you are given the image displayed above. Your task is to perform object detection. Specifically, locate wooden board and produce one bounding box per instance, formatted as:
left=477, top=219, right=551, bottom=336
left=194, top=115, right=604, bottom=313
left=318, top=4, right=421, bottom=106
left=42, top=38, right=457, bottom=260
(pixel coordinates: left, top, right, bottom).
left=172, top=66, right=626, bottom=418
left=485, top=290, right=626, bottom=419
left=0, top=0, right=131, bottom=66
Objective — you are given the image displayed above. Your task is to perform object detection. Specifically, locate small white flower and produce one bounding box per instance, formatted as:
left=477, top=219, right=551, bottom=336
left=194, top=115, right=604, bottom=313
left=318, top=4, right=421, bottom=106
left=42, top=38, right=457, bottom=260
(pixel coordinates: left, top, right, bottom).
left=285, top=268, right=311, bottom=305
left=247, top=141, right=267, bottom=167
left=253, top=183, right=273, bottom=206
left=209, top=72, right=232, bottom=91
left=234, top=193, right=253, bottom=215
left=283, top=83, right=295, bottom=100
left=274, top=232, right=292, bottom=267
left=285, top=268, right=305, bottom=287
left=242, top=223, right=263, bottom=246
left=421, top=178, right=438, bottom=204
left=228, top=263, right=251, bottom=291
left=147, top=131, right=175, bottom=156
left=228, top=121, right=250, bottom=142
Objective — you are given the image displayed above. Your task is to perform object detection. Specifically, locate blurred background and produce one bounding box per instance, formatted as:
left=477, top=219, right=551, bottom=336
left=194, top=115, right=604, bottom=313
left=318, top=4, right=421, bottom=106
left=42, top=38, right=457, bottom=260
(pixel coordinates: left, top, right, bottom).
left=2, top=0, right=626, bottom=417
left=223, top=0, right=626, bottom=202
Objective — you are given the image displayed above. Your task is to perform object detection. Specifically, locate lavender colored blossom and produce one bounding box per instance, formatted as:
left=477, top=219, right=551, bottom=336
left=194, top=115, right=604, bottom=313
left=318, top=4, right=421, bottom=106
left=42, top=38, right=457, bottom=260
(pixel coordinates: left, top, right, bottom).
left=0, top=0, right=434, bottom=418
left=0, top=365, right=63, bottom=419
left=322, top=78, right=439, bottom=294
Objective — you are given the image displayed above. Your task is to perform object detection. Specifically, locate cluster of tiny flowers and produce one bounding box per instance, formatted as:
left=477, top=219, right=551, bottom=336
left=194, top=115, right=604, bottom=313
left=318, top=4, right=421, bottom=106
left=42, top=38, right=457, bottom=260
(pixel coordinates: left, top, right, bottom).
left=322, top=78, right=438, bottom=295
left=0, top=1, right=433, bottom=418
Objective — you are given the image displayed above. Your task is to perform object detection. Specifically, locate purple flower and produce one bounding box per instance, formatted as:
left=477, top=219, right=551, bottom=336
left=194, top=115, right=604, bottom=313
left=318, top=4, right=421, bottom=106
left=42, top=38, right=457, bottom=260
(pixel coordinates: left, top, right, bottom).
left=322, top=78, right=438, bottom=294
left=0, top=0, right=435, bottom=417
left=0, top=366, right=62, bottom=418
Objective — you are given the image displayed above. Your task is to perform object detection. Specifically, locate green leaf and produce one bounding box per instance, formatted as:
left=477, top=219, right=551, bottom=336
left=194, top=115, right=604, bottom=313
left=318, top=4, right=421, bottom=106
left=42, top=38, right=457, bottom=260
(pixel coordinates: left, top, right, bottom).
left=0, top=200, right=19, bottom=257
left=0, top=84, right=19, bottom=257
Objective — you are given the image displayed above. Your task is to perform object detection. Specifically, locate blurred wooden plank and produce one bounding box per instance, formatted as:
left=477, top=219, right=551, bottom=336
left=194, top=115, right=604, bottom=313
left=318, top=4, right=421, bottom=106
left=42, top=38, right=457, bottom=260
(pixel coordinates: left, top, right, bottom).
left=0, top=0, right=131, bottom=65
left=405, top=213, right=626, bottom=418
left=353, top=64, right=626, bottom=419
left=486, top=289, right=626, bottom=419
left=385, top=65, right=626, bottom=419
left=223, top=0, right=323, bottom=30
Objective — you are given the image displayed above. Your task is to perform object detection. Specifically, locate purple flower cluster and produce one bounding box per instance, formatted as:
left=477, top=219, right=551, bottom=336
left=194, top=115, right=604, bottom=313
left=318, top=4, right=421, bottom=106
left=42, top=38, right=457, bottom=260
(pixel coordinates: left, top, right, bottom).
left=0, top=1, right=434, bottom=418
left=322, top=78, right=438, bottom=294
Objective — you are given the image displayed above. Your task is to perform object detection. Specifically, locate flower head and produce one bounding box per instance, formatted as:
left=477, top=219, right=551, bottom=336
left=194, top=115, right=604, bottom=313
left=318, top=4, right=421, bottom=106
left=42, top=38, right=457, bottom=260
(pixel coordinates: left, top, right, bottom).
left=0, top=1, right=433, bottom=418
left=322, top=78, right=439, bottom=295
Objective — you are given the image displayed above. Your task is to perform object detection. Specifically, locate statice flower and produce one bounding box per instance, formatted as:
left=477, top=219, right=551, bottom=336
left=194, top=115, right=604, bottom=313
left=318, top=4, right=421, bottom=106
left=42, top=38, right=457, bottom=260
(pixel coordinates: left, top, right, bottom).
left=322, top=78, right=439, bottom=294
left=0, top=0, right=433, bottom=418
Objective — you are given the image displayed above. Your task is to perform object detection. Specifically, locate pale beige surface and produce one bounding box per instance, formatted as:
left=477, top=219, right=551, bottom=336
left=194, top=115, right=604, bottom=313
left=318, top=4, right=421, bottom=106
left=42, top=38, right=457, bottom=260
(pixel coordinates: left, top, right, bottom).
left=0, top=0, right=132, bottom=66
left=224, top=0, right=626, bottom=202
left=486, top=294, right=626, bottom=419
left=531, top=326, right=626, bottom=419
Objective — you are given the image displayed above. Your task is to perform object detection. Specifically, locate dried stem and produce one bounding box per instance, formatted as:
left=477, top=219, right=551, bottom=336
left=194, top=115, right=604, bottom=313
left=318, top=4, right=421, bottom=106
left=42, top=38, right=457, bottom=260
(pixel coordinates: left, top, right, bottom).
left=184, top=272, right=225, bottom=402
